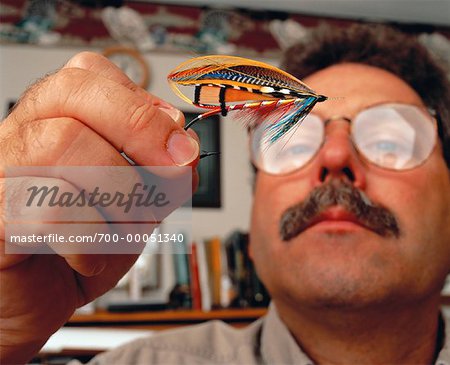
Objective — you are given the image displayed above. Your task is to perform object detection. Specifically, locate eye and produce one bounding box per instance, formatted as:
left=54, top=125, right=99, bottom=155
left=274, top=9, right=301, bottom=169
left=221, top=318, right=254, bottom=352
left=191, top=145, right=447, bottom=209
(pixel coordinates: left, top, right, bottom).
left=254, top=113, right=324, bottom=174
left=364, top=135, right=411, bottom=155
left=280, top=142, right=316, bottom=156
left=373, top=140, right=402, bottom=152
left=352, top=104, right=436, bottom=170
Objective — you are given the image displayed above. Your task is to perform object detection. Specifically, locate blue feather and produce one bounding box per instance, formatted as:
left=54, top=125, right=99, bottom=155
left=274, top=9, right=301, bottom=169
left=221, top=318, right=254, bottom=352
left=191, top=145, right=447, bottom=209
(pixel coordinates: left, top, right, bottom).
left=264, top=97, right=317, bottom=144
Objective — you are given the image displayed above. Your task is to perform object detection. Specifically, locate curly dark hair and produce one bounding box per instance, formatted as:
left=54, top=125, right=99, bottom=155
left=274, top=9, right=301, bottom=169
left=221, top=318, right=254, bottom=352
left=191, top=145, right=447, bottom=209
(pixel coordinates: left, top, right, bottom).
left=282, top=23, right=450, bottom=168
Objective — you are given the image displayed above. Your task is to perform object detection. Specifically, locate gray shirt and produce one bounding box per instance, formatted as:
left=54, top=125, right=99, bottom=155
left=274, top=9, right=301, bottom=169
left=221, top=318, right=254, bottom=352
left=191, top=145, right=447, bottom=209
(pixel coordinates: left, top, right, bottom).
left=72, top=305, right=450, bottom=365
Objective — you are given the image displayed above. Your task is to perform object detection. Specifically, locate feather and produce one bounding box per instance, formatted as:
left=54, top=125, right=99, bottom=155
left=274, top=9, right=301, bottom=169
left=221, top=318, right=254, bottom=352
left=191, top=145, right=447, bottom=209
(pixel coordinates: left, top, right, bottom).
left=233, top=97, right=317, bottom=144
left=167, top=55, right=327, bottom=143
left=168, top=55, right=321, bottom=107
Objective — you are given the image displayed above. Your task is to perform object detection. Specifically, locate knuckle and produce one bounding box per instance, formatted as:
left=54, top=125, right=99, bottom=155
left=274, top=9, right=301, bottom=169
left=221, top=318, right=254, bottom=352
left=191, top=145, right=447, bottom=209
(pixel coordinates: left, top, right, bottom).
left=52, top=68, right=94, bottom=108
left=65, top=51, right=104, bottom=70
left=54, top=68, right=89, bottom=94
left=126, top=100, right=158, bottom=135
left=38, top=118, right=84, bottom=157
left=16, top=68, right=89, bottom=119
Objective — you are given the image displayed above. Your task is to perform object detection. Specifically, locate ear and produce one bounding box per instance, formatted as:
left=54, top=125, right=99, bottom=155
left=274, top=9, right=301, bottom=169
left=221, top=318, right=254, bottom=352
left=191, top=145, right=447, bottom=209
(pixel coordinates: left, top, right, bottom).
left=250, top=164, right=259, bottom=194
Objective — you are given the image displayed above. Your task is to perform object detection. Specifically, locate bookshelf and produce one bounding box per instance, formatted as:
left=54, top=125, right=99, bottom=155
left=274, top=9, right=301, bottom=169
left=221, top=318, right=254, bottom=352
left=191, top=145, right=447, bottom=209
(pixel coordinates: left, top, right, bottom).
left=68, top=308, right=268, bottom=330
left=35, top=308, right=267, bottom=362
left=69, top=297, right=449, bottom=331
left=69, top=296, right=449, bottom=329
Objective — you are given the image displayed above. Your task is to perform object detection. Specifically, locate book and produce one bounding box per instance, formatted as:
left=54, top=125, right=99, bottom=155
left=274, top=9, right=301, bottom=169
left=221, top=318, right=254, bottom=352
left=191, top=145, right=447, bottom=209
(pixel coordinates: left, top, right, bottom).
left=225, top=231, right=270, bottom=308
left=170, top=234, right=191, bottom=308
left=189, top=242, right=202, bottom=310
left=196, top=239, right=212, bottom=311
left=205, top=236, right=222, bottom=309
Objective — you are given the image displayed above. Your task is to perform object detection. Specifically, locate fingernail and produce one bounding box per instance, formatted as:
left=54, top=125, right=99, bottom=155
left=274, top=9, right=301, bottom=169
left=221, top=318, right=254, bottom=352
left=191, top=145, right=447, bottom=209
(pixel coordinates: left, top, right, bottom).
left=167, top=132, right=199, bottom=166
left=160, top=107, right=184, bottom=125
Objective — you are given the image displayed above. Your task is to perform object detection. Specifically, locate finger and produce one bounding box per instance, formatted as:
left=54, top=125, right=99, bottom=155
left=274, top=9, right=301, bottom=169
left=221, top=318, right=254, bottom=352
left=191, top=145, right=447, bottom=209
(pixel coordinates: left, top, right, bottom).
left=0, top=116, right=194, bottom=253
left=0, top=117, right=129, bottom=168
left=0, top=176, right=110, bottom=276
left=186, top=128, right=200, bottom=143
left=1, top=115, right=194, bottom=222
left=64, top=52, right=141, bottom=94
left=0, top=117, right=138, bottom=227
left=74, top=253, right=140, bottom=305
left=63, top=52, right=185, bottom=128
left=1, top=174, right=160, bottom=276
left=0, top=179, right=30, bottom=269
left=8, top=68, right=199, bottom=167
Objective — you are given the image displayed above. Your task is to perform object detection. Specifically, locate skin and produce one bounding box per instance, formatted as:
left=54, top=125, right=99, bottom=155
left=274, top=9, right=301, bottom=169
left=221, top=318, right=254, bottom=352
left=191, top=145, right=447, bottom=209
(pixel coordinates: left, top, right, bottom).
left=250, top=63, right=450, bottom=364
left=0, top=52, right=199, bottom=364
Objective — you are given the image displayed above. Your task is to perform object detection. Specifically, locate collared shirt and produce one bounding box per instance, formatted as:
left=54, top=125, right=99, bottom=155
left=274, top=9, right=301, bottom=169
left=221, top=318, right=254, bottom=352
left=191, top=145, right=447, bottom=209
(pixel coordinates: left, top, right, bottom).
left=71, top=304, right=450, bottom=365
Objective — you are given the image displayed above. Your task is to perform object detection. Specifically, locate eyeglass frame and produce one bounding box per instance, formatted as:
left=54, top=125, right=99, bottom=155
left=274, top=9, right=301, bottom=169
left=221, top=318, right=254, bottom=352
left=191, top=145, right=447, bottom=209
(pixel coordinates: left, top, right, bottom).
left=248, top=102, right=439, bottom=176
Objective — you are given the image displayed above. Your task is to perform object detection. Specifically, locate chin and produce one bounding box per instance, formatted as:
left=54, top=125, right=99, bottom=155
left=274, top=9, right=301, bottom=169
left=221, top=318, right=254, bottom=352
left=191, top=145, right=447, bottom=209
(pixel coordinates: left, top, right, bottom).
left=258, top=249, right=403, bottom=312
left=275, top=279, right=401, bottom=312
left=299, top=286, right=389, bottom=311
left=252, top=223, right=421, bottom=311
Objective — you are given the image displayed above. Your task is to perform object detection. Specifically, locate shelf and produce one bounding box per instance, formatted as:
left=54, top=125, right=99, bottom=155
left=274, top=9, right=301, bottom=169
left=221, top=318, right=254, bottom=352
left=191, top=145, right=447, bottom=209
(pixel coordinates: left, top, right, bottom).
left=68, top=308, right=268, bottom=330
left=67, top=297, right=449, bottom=330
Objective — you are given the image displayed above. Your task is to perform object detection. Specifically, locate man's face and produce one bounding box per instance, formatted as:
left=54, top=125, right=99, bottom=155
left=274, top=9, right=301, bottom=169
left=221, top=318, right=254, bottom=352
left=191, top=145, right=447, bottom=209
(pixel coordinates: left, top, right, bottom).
left=250, top=63, right=450, bottom=310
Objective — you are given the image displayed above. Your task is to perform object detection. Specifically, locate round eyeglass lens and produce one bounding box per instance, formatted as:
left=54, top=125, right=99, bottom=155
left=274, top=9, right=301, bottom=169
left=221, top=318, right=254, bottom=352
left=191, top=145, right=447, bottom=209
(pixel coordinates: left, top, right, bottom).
left=352, top=104, right=436, bottom=170
left=251, top=113, right=324, bottom=174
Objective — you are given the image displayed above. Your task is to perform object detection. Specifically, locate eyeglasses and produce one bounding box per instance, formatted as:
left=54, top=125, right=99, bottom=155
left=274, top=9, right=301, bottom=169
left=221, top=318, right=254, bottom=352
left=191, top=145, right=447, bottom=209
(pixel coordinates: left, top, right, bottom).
left=250, top=103, right=437, bottom=175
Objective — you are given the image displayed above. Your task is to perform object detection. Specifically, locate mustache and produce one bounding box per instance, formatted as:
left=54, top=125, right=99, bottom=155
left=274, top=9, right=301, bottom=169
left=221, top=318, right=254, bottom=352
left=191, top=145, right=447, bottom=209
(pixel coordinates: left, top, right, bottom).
left=279, top=179, right=400, bottom=241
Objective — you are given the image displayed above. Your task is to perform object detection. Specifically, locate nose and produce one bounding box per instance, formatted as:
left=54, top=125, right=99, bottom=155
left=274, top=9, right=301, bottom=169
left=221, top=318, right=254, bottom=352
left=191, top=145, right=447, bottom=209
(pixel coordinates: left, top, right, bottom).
left=313, top=118, right=366, bottom=188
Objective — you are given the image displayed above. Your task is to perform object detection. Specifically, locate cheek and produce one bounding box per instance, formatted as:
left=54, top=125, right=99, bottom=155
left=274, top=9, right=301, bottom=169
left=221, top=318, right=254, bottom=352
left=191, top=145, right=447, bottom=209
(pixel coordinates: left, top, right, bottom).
left=250, top=172, right=311, bottom=273
left=366, top=163, right=450, bottom=275
left=251, top=172, right=311, bottom=238
left=250, top=177, right=279, bottom=252
left=367, top=164, right=450, bottom=236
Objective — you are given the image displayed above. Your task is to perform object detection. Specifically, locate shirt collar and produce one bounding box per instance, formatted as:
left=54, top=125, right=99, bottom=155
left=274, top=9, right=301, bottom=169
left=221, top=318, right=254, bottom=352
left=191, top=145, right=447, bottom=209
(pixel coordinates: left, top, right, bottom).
left=436, top=314, right=450, bottom=365
left=261, top=303, right=313, bottom=365
left=261, top=303, right=450, bottom=365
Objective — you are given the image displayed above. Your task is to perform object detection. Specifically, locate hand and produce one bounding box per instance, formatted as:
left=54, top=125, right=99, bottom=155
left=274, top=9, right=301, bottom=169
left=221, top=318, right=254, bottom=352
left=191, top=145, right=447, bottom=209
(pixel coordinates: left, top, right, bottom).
left=0, top=52, right=199, bottom=363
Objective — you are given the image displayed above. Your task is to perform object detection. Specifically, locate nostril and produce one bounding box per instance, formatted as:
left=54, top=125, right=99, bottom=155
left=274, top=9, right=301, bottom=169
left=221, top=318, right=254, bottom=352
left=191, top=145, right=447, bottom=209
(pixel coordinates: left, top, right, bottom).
left=320, top=167, right=329, bottom=182
left=343, top=167, right=355, bottom=182
left=319, top=167, right=355, bottom=183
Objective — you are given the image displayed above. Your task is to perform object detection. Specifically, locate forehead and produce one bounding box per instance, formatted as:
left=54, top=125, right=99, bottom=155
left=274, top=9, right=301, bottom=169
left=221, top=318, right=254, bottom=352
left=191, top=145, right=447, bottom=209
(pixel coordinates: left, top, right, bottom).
left=303, top=63, right=425, bottom=117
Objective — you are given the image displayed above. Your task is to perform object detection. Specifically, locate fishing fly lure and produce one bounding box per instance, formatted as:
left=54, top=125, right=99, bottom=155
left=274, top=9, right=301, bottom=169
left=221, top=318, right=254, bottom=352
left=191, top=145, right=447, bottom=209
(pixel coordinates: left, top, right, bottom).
left=167, top=55, right=327, bottom=148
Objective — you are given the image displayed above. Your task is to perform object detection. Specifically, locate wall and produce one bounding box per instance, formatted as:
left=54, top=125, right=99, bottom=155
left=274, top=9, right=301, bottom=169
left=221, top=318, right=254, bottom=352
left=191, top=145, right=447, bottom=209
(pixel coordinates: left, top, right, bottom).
left=0, top=44, right=261, bottom=242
